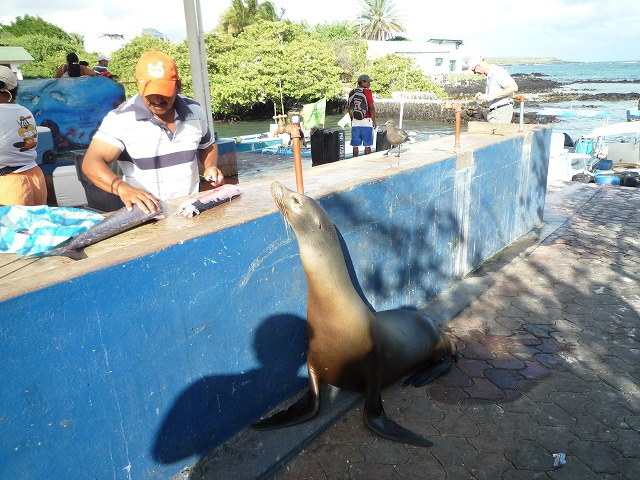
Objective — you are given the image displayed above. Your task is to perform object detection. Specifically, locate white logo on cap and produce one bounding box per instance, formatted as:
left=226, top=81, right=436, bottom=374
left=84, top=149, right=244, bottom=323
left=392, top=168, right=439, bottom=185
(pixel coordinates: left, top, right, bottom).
left=147, top=61, right=165, bottom=79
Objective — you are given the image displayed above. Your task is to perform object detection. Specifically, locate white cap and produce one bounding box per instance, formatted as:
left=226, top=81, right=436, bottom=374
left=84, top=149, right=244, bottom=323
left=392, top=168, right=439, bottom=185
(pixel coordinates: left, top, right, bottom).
left=98, top=54, right=110, bottom=62
left=0, top=65, right=18, bottom=90
left=467, top=55, right=484, bottom=71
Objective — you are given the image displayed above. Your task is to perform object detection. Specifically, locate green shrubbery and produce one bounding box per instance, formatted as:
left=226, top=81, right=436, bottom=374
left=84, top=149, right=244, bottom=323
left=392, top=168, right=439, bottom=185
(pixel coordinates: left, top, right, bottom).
left=1, top=16, right=449, bottom=119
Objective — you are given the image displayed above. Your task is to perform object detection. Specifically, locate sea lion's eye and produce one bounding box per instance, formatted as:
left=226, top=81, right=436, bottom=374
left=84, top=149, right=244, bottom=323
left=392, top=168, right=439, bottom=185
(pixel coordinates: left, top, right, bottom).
left=293, top=197, right=300, bottom=205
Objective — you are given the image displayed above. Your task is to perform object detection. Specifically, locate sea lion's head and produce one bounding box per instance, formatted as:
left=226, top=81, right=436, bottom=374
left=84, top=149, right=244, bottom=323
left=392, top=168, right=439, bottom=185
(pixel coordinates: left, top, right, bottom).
left=270, top=182, right=337, bottom=244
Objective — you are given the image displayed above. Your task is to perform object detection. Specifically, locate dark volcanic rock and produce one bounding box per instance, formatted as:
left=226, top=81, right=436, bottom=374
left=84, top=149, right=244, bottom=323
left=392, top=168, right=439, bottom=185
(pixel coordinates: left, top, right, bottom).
left=444, top=75, right=562, bottom=99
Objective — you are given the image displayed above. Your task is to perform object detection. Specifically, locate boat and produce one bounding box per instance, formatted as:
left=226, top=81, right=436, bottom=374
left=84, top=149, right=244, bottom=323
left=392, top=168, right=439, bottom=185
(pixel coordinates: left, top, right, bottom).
left=627, top=108, right=640, bottom=122
left=258, top=144, right=377, bottom=160
left=259, top=143, right=313, bottom=157
left=232, top=132, right=287, bottom=152
left=547, top=116, right=640, bottom=184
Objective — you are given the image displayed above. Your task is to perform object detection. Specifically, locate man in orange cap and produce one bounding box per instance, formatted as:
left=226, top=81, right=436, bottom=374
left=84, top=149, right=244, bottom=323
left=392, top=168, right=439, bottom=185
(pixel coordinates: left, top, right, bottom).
left=83, top=50, right=223, bottom=213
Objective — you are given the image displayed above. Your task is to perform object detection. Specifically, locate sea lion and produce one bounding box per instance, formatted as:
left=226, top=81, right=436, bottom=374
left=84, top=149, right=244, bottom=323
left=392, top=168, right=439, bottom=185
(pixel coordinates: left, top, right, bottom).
left=253, top=182, right=458, bottom=447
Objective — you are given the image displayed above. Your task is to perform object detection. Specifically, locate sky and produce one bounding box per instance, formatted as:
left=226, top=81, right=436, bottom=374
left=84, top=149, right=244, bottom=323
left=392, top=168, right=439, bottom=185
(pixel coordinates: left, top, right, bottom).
left=2, top=0, right=639, bottom=62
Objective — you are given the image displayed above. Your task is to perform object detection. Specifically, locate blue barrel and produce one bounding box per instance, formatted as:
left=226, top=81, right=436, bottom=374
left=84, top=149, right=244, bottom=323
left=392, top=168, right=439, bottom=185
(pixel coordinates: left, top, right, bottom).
left=594, top=174, right=620, bottom=186
left=596, top=159, right=613, bottom=170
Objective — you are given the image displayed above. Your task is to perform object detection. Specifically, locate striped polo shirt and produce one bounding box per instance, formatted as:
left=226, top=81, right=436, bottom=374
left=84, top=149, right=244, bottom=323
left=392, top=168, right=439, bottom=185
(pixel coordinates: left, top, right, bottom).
left=93, top=94, right=214, bottom=200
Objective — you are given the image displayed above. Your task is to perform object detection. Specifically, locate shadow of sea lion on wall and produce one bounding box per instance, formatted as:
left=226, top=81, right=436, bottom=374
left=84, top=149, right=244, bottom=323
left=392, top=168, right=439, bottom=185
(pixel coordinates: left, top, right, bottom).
left=152, top=314, right=307, bottom=464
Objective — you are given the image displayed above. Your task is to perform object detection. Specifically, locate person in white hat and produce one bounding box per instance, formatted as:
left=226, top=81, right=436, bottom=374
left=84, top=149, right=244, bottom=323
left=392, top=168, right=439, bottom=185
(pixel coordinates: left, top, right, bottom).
left=93, top=54, right=110, bottom=74
left=468, top=55, right=518, bottom=124
left=0, top=66, right=48, bottom=206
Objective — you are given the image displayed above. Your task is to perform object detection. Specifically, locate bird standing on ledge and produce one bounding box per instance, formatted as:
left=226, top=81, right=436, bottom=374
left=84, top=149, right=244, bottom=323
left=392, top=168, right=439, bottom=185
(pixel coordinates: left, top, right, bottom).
left=383, top=120, right=415, bottom=157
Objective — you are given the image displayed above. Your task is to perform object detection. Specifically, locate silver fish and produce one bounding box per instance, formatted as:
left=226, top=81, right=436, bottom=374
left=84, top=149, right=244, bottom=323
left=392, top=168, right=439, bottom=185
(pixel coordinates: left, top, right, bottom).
left=48, top=202, right=165, bottom=260
left=176, top=184, right=241, bottom=218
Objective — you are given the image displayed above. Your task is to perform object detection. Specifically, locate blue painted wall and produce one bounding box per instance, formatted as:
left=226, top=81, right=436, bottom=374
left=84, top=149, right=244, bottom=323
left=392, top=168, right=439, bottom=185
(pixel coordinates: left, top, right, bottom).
left=0, top=129, right=550, bottom=479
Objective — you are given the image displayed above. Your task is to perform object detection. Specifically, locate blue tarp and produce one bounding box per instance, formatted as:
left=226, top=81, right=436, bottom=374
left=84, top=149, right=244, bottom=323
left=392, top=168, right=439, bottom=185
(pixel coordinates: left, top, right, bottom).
left=17, top=76, right=125, bottom=153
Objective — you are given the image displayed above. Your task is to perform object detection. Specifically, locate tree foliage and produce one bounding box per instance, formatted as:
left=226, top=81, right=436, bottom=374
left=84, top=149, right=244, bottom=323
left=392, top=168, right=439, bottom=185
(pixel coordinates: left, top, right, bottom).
left=357, top=0, right=405, bottom=41
left=217, top=0, right=284, bottom=35
left=0, top=15, right=92, bottom=78
left=369, top=54, right=446, bottom=98
left=0, top=34, right=91, bottom=79
left=108, top=35, right=178, bottom=98
left=0, top=15, right=73, bottom=41
left=204, top=21, right=343, bottom=117
left=308, top=22, right=368, bottom=83
left=0, top=11, right=447, bottom=118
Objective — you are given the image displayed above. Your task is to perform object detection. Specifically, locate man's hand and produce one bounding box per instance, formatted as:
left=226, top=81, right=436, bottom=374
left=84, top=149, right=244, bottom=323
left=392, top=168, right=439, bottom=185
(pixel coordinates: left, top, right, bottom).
left=203, top=166, right=224, bottom=187
left=115, top=181, right=160, bottom=214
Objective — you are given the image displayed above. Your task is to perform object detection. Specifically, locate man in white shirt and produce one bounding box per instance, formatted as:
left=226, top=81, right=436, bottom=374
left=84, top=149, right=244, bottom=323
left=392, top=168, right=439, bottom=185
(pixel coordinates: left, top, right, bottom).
left=469, top=56, right=518, bottom=124
left=83, top=50, right=223, bottom=214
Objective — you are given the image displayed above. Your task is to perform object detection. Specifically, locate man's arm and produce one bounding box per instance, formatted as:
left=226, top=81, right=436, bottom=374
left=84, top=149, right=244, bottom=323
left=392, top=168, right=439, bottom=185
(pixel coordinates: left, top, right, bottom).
left=369, top=103, right=376, bottom=129
left=475, top=81, right=518, bottom=102
left=81, top=65, right=98, bottom=76
left=82, top=138, right=160, bottom=213
left=492, top=79, right=518, bottom=101
left=200, top=143, right=224, bottom=187
left=366, top=89, right=376, bottom=128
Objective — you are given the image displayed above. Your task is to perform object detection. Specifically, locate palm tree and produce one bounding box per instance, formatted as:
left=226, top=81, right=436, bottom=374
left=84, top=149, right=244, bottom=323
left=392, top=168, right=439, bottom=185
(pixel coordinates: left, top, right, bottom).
left=357, top=0, right=405, bottom=41
left=68, top=33, right=84, bottom=49
left=218, top=0, right=285, bottom=36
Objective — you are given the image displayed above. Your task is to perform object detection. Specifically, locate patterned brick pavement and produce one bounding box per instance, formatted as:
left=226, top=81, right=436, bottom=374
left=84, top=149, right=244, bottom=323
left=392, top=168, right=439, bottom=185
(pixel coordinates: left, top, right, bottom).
left=271, top=185, right=640, bottom=480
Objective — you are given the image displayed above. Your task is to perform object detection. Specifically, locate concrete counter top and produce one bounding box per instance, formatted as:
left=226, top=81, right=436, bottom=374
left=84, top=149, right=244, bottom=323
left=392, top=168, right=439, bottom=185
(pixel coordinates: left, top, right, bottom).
left=0, top=123, right=545, bottom=302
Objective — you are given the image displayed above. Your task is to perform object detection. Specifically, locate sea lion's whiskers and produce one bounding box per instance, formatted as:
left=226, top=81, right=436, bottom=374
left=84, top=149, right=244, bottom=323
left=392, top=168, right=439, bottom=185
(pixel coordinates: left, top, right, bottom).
left=272, top=187, right=293, bottom=236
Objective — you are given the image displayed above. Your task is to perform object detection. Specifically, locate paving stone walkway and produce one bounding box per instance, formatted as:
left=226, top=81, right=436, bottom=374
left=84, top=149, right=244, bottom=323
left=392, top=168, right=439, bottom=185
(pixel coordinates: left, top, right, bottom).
left=270, top=184, right=640, bottom=480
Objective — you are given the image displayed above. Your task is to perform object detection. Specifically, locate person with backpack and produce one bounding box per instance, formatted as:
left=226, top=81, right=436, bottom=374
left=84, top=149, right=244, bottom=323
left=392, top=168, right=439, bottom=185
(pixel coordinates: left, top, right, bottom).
left=348, top=74, right=376, bottom=157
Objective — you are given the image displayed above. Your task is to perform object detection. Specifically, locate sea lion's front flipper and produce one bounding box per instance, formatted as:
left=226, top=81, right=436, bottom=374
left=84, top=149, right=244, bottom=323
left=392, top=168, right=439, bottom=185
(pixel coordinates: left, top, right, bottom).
left=363, top=394, right=433, bottom=447
left=402, top=356, right=456, bottom=388
left=251, top=369, right=321, bottom=430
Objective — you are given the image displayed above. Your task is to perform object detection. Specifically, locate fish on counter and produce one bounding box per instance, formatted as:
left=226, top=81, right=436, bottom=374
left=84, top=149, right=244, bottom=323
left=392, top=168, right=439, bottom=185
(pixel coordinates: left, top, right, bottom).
left=47, top=203, right=165, bottom=260
left=175, top=184, right=242, bottom=218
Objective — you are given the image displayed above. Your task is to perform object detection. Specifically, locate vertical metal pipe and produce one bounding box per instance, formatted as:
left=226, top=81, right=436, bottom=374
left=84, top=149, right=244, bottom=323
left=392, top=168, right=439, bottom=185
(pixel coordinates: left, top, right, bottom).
left=183, top=0, right=214, bottom=134
left=286, top=124, right=304, bottom=193
left=514, top=95, right=526, bottom=132
left=454, top=103, right=461, bottom=152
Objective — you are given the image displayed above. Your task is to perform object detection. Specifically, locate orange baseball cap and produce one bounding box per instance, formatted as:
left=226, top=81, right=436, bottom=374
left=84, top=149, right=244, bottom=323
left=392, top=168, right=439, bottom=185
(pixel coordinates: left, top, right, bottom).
left=135, top=50, right=179, bottom=97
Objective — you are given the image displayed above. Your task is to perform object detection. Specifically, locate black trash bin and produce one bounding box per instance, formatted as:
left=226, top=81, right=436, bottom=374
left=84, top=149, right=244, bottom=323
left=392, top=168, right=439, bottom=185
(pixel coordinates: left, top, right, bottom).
left=72, top=150, right=125, bottom=212
left=376, top=129, right=391, bottom=152
left=311, top=128, right=345, bottom=166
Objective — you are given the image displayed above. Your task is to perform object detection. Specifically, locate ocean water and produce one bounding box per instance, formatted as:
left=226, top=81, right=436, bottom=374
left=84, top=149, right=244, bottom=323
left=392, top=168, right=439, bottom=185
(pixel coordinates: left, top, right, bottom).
left=507, top=60, right=640, bottom=84
left=509, top=60, right=640, bottom=141
left=214, top=61, right=640, bottom=145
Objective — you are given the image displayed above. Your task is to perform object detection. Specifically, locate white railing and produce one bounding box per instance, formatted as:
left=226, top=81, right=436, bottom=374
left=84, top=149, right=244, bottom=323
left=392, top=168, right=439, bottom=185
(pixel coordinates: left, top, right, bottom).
left=390, top=91, right=441, bottom=101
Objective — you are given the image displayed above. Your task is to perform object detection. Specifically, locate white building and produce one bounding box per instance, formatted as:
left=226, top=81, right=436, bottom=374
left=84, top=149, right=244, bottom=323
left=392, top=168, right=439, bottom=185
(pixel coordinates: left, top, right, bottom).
left=0, top=46, right=34, bottom=80
left=366, top=39, right=467, bottom=78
